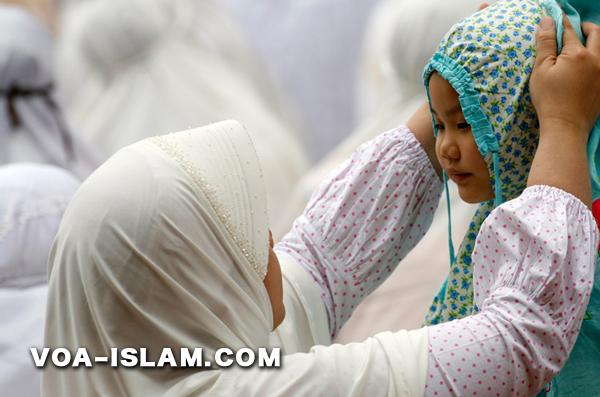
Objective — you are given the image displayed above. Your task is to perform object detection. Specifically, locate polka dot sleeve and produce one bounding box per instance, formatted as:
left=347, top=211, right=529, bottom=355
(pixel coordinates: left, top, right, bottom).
left=425, top=185, right=598, bottom=396
left=275, top=125, right=444, bottom=337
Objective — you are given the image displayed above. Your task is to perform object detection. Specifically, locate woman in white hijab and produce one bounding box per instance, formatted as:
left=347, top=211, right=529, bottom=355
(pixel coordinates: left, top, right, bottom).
left=55, top=0, right=307, bottom=219
left=0, top=163, right=80, bottom=397
left=0, top=3, right=101, bottom=180
left=44, top=119, right=597, bottom=396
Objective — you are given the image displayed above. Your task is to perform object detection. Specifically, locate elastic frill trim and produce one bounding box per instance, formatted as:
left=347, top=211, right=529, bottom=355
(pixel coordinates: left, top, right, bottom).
left=423, top=53, right=499, bottom=155
left=423, top=52, right=504, bottom=206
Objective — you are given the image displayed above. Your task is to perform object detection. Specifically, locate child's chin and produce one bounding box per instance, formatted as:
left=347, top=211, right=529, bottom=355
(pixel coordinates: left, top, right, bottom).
left=457, top=187, right=493, bottom=204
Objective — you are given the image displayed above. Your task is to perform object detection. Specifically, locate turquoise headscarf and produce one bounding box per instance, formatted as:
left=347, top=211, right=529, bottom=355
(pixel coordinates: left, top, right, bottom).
left=421, top=1, right=600, bottom=395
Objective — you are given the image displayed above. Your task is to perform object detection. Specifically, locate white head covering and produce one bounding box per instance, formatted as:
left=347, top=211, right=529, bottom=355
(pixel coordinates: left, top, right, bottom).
left=43, top=120, right=274, bottom=396
left=0, top=5, right=101, bottom=180
left=0, top=163, right=80, bottom=397
left=55, top=0, right=307, bottom=218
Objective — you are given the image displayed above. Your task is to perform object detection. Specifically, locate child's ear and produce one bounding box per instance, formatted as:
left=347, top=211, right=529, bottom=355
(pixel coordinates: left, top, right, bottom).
left=478, top=3, right=490, bottom=11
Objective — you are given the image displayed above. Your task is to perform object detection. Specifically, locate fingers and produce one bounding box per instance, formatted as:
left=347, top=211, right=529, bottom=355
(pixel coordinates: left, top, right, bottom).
left=535, top=16, right=557, bottom=67
left=268, top=230, right=274, bottom=248
left=583, top=22, right=600, bottom=54
left=561, top=15, right=583, bottom=51
left=478, top=2, right=489, bottom=11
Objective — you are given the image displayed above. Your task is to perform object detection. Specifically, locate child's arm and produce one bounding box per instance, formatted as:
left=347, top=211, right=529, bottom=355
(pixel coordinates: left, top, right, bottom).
left=425, top=185, right=597, bottom=396
left=275, top=125, right=444, bottom=338
left=528, top=17, right=600, bottom=207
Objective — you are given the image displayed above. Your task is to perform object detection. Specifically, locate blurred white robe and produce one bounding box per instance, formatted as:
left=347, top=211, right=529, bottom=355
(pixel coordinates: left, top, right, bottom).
left=0, top=163, right=80, bottom=397
left=0, top=5, right=101, bottom=179
left=55, top=0, right=308, bottom=219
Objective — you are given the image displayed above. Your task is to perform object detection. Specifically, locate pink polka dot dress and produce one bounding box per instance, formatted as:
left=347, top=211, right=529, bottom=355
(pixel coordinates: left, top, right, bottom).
left=425, top=186, right=597, bottom=396
left=275, top=125, right=444, bottom=337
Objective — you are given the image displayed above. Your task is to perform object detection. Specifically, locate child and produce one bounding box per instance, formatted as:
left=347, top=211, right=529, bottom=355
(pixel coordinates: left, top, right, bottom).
left=421, top=0, right=600, bottom=395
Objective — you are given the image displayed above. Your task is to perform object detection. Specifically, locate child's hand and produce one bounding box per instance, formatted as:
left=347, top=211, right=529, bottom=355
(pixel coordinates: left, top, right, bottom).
left=527, top=16, right=600, bottom=206
left=530, top=16, right=600, bottom=137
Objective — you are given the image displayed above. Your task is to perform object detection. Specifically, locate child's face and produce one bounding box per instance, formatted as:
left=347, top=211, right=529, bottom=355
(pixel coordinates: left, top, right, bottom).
left=429, top=73, right=494, bottom=203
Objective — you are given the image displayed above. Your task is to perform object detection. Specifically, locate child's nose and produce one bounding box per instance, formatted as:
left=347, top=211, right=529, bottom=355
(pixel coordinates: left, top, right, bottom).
left=440, top=137, right=460, bottom=161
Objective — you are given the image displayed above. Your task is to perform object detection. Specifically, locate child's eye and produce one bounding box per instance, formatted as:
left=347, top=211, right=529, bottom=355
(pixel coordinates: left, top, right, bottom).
left=457, top=122, right=470, bottom=130
left=435, top=123, right=445, bottom=131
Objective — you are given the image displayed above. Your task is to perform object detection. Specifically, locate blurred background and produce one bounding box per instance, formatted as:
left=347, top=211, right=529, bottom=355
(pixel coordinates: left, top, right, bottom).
left=1, top=0, right=486, bottom=395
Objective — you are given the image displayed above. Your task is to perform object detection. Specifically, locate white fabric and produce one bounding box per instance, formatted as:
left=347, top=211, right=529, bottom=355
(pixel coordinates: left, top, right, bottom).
left=276, top=126, right=445, bottom=336
left=55, top=0, right=308, bottom=219
left=270, top=251, right=331, bottom=354
left=357, top=0, right=484, bottom=120
left=0, top=163, right=80, bottom=287
left=164, top=186, right=597, bottom=397
left=274, top=124, right=477, bottom=341
left=43, top=121, right=274, bottom=396
left=336, top=181, right=476, bottom=341
left=0, top=163, right=80, bottom=397
left=221, top=0, right=382, bottom=161
left=0, top=5, right=101, bottom=180
left=166, top=328, right=429, bottom=397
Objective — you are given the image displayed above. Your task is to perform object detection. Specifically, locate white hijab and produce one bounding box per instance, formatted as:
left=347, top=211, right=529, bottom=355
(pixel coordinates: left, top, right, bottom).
left=0, top=5, right=101, bottom=180
left=55, top=0, right=308, bottom=218
left=43, top=120, right=430, bottom=396
left=43, top=120, right=274, bottom=396
left=0, top=163, right=80, bottom=397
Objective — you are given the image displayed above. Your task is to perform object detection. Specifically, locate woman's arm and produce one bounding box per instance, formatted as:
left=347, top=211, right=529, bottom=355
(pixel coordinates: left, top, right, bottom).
left=276, top=124, right=444, bottom=337
left=166, top=187, right=597, bottom=397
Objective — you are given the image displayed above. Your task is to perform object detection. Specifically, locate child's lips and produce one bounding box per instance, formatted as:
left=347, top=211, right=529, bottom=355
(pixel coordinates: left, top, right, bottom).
left=446, top=170, right=472, bottom=183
